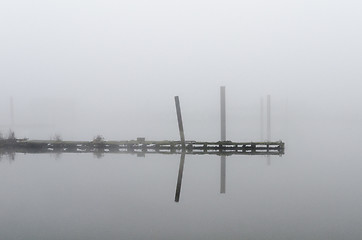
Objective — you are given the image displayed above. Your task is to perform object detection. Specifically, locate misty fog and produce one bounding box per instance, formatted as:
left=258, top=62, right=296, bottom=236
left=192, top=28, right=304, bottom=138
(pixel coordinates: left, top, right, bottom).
left=1, top=0, right=362, bottom=141
left=1, top=0, right=362, bottom=239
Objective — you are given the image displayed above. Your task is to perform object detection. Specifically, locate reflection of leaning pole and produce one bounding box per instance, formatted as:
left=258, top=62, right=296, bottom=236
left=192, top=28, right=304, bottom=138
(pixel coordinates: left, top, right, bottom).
left=175, top=153, right=185, bottom=202
left=174, top=96, right=186, bottom=202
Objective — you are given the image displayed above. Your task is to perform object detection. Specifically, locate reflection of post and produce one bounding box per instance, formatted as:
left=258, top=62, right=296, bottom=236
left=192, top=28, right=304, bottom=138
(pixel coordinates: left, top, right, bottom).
left=260, top=97, right=264, bottom=141
left=175, top=153, right=186, bottom=202
left=220, top=155, right=226, bottom=193
left=220, top=86, right=226, bottom=194
left=174, top=96, right=185, bottom=149
left=267, top=95, right=271, bottom=141
left=10, top=97, right=14, bottom=127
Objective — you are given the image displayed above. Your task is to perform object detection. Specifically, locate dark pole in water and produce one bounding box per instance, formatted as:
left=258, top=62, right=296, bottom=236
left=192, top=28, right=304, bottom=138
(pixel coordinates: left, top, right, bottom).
left=267, top=95, right=271, bottom=142
left=175, top=153, right=186, bottom=202
left=220, top=86, right=226, bottom=194
left=174, top=96, right=185, bottom=149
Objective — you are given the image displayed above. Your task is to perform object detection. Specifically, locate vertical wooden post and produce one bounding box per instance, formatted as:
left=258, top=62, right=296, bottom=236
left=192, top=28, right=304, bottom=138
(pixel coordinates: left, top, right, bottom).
left=220, top=87, right=226, bottom=141
left=220, top=86, right=226, bottom=194
left=175, top=153, right=186, bottom=202
left=267, top=95, right=271, bottom=141
left=174, top=96, right=185, bottom=149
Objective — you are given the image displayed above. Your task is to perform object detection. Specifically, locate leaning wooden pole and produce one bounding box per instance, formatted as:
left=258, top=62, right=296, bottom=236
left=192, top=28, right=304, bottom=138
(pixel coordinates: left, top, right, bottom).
left=220, top=86, right=226, bottom=194
left=174, top=96, right=185, bottom=149
left=174, top=96, right=186, bottom=202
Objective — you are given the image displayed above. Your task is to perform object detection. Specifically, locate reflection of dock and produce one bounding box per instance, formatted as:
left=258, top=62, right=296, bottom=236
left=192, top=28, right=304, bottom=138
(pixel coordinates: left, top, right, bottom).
left=0, top=139, right=284, bottom=156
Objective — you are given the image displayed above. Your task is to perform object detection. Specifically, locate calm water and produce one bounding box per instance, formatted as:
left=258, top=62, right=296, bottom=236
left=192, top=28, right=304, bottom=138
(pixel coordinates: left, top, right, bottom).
left=1, top=121, right=362, bottom=240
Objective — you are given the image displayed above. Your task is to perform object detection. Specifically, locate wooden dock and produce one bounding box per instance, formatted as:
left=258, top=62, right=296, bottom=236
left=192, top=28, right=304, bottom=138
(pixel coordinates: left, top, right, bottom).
left=0, top=89, right=285, bottom=158
left=0, top=139, right=285, bottom=156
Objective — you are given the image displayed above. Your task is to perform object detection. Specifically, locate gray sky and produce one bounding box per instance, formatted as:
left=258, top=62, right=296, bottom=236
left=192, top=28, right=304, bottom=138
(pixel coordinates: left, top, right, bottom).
left=1, top=0, right=362, bottom=140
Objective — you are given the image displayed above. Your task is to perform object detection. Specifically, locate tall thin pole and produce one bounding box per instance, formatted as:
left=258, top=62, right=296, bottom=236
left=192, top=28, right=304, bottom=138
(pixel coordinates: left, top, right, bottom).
left=220, top=87, right=226, bottom=141
left=10, top=97, right=14, bottom=127
left=267, top=95, right=271, bottom=141
left=174, top=96, right=185, bottom=149
left=267, top=95, right=271, bottom=166
left=220, top=86, right=226, bottom=194
left=261, top=97, right=264, bottom=141
left=174, top=96, right=187, bottom=202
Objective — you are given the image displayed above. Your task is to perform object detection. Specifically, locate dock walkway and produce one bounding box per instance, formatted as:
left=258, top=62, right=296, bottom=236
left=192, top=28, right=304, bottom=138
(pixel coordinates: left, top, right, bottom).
left=0, top=139, right=284, bottom=156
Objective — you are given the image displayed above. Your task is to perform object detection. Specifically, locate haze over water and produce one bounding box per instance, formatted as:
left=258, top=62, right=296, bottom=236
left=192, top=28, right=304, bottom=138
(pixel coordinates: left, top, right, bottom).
left=1, top=0, right=362, bottom=239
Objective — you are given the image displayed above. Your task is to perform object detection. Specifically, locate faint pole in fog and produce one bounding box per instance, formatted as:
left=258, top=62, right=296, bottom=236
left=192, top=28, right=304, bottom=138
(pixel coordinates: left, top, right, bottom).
left=10, top=97, right=14, bottom=127
left=267, top=95, right=271, bottom=165
left=220, top=87, right=226, bottom=142
left=267, top=95, right=271, bottom=141
left=284, top=97, right=288, bottom=143
left=260, top=97, right=264, bottom=141
left=220, top=86, right=226, bottom=194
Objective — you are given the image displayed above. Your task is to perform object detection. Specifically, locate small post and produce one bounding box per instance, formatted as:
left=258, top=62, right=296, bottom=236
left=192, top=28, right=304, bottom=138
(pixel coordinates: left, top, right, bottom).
left=174, top=96, right=185, bottom=149
left=175, top=153, right=186, bottom=202
left=267, top=95, right=271, bottom=142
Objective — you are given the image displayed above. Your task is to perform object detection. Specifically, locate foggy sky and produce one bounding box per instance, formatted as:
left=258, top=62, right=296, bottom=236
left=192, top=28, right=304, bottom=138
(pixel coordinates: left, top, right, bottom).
left=1, top=0, right=362, bottom=140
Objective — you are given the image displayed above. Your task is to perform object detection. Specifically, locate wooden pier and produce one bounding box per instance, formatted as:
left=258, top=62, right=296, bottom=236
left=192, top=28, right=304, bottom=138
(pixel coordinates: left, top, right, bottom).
left=0, top=139, right=285, bottom=156
left=0, top=88, right=285, bottom=158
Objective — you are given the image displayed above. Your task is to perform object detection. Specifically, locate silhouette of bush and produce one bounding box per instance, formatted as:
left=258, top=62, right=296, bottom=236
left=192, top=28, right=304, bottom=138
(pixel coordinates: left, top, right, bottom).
left=8, top=130, right=15, bottom=140
left=54, top=134, right=62, bottom=142
left=93, top=135, right=104, bottom=143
